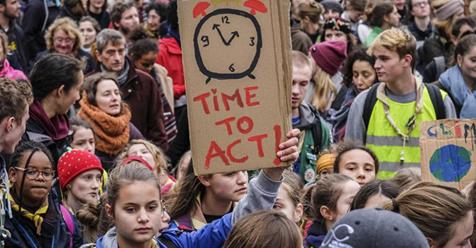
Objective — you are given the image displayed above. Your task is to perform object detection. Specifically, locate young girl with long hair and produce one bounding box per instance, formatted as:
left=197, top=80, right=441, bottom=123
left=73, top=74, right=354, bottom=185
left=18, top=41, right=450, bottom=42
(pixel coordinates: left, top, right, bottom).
left=386, top=182, right=473, bottom=247
left=305, top=174, right=360, bottom=248
left=81, top=129, right=300, bottom=248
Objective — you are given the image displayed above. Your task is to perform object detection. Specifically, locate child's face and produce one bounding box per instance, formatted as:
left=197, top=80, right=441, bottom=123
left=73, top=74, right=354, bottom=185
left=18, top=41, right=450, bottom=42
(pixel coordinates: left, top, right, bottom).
left=201, top=171, right=249, bottom=202
left=109, top=181, right=169, bottom=246
left=333, top=180, right=360, bottom=222
left=127, top=144, right=156, bottom=170
left=68, top=169, right=102, bottom=204
left=442, top=210, right=473, bottom=248
left=338, top=149, right=376, bottom=186
left=273, top=184, right=303, bottom=223
left=9, top=151, right=54, bottom=206
left=71, top=127, right=95, bottom=153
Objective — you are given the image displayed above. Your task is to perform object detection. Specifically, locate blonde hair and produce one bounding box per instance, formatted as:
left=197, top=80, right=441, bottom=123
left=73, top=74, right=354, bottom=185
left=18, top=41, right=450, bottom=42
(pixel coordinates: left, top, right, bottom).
left=388, top=168, right=421, bottom=191
left=368, top=28, right=416, bottom=67
left=118, top=139, right=168, bottom=175
left=0, top=32, right=8, bottom=56
left=312, top=68, right=336, bottom=112
left=385, top=182, right=472, bottom=247
left=45, top=17, right=82, bottom=52
left=292, top=50, right=314, bottom=70
left=223, top=211, right=303, bottom=248
left=431, top=0, right=463, bottom=38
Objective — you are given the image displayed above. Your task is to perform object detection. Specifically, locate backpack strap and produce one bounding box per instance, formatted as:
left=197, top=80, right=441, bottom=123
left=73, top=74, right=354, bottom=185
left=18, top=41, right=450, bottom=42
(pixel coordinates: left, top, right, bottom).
left=60, top=204, right=74, bottom=248
left=433, top=56, right=446, bottom=77
left=362, top=83, right=380, bottom=144
left=425, top=83, right=446, bottom=119
left=308, top=105, right=323, bottom=153
left=158, top=236, right=179, bottom=248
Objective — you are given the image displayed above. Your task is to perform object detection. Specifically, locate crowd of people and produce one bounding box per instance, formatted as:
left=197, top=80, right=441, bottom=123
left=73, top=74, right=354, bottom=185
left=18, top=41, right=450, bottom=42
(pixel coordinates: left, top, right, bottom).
left=0, top=0, right=475, bottom=247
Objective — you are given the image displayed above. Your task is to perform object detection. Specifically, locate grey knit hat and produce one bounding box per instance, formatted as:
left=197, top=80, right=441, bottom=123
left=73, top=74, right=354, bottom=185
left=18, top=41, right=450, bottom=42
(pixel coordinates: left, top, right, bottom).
left=320, top=208, right=429, bottom=248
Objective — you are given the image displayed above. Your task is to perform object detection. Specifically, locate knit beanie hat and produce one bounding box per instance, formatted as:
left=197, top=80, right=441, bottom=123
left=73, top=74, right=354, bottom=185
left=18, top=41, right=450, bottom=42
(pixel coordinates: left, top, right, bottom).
left=58, top=149, right=103, bottom=189
left=310, top=40, right=347, bottom=76
left=316, top=153, right=337, bottom=174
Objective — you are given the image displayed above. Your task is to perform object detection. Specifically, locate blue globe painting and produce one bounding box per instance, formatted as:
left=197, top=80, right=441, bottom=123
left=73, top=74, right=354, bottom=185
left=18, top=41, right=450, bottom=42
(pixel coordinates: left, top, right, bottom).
left=429, top=145, right=472, bottom=182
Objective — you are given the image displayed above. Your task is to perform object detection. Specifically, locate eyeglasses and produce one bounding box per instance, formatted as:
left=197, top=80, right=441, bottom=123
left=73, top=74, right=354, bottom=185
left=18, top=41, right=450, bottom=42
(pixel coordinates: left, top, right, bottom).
left=54, top=37, right=75, bottom=45
left=14, top=167, right=55, bottom=180
left=412, top=1, right=429, bottom=7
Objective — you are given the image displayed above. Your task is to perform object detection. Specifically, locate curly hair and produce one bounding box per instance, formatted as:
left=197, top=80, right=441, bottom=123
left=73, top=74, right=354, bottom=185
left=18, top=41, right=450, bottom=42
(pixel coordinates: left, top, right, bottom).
left=45, top=17, right=82, bottom=53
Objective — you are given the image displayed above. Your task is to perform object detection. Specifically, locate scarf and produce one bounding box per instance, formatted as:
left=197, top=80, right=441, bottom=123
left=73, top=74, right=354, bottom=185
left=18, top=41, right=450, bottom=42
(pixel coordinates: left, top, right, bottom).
left=101, top=60, right=130, bottom=86
left=29, top=100, right=70, bottom=141
left=439, top=65, right=476, bottom=118
left=8, top=193, right=48, bottom=235
left=78, top=96, right=131, bottom=156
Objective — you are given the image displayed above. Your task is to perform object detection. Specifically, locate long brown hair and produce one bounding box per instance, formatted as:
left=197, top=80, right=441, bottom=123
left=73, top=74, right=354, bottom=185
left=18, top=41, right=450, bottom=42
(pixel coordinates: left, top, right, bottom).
left=167, top=160, right=205, bottom=220
left=223, top=211, right=303, bottom=248
left=385, top=182, right=472, bottom=247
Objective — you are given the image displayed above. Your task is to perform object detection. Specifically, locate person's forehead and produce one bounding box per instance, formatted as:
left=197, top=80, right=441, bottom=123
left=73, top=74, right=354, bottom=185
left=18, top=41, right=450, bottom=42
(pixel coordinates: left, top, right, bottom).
left=104, top=41, right=125, bottom=50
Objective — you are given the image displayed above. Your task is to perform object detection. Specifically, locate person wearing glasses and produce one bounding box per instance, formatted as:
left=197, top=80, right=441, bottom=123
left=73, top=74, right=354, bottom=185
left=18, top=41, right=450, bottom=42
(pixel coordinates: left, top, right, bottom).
left=406, top=0, right=433, bottom=44
left=33, top=17, right=96, bottom=74
left=5, top=141, right=83, bottom=247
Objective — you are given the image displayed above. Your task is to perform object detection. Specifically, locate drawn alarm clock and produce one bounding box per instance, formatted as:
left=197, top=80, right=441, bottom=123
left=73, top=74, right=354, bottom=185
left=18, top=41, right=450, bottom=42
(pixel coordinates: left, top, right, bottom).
left=193, top=8, right=263, bottom=83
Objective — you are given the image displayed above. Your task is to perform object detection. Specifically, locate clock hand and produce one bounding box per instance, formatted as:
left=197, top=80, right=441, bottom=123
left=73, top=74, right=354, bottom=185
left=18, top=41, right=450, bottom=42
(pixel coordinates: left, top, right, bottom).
left=212, top=24, right=229, bottom=45
left=224, top=31, right=239, bottom=45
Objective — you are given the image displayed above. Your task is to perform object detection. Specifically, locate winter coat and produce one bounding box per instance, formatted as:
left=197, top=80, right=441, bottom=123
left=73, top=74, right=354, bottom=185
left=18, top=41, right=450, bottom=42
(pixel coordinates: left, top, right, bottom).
left=84, top=170, right=281, bottom=248
left=21, top=0, right=60, bottom=62
left=1, top=21, right=29, bottom=72
left=0, top=59, right=27, bottom=80
left=4, top=195, right=83, bottom=248
left=156, top=37, right=185, bottom=99
left=438, top=65, right=476, bottom=118
left=293, top=103, right=331, bottom=184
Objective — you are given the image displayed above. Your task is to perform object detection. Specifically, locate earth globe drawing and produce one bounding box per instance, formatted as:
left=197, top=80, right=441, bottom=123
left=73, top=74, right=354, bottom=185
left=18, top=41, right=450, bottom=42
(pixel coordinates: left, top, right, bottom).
left=429, top=144, right=472, bottom=182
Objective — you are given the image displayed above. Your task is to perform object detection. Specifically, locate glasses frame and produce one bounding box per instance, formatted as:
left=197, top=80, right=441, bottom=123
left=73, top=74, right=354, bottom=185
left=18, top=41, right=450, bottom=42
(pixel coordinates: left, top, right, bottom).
left=13, top=167, right=55, bottom=180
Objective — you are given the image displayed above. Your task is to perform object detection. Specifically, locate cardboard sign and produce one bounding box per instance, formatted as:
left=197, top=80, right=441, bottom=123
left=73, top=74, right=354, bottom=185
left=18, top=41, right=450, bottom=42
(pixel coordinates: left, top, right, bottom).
left=420, top=119, right=476, bottom=190
left=178, top=0, right=292, bottom=175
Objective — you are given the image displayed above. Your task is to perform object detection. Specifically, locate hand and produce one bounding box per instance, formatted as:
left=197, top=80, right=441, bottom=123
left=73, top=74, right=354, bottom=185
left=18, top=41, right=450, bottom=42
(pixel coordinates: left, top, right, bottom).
left=264, top=129, right=300, bottom=181
left=276, top=128, right=300, bottom=163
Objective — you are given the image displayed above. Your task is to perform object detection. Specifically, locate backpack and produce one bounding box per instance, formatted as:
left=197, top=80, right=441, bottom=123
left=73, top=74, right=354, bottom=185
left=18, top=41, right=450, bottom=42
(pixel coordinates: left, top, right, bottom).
left=60, top=204, right=74, bottom=248
left=362, top=83, right=446, bottom=144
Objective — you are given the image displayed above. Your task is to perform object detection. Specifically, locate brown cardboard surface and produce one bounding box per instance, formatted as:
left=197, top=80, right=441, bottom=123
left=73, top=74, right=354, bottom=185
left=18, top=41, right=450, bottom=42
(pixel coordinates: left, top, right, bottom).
left=420, top=119, right=476, bottom=190
left=178, top=0, right=292, bottom=175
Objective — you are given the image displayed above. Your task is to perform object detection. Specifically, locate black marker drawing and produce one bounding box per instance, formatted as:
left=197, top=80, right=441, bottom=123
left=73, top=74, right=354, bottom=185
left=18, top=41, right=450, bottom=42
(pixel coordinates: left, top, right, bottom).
left=193, top=8, right=263, bottom=83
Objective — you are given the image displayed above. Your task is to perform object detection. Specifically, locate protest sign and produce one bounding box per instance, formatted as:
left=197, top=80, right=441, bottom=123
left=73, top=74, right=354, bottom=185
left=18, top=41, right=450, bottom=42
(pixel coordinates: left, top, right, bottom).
left=178, top=0, right=292, bottom=175
left=420, top=119, right=476, bottom=190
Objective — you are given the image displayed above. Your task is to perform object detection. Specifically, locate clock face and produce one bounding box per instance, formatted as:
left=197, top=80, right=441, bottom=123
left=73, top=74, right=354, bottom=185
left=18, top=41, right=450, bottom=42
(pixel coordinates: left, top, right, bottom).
left=193, top=8, right=262, bottom=82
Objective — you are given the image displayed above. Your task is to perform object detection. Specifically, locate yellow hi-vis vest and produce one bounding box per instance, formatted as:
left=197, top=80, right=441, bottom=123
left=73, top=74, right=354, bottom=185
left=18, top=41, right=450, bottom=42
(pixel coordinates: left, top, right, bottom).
left=366, top=86, right=446, bottom=179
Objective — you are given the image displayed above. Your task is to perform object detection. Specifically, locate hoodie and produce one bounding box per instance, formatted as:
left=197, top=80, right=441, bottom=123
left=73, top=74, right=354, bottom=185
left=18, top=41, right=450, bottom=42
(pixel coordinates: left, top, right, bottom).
left=293, top=103, right=331, bottom=184
left=439, top=65, right=476, bottom=118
